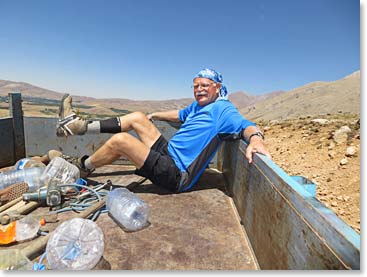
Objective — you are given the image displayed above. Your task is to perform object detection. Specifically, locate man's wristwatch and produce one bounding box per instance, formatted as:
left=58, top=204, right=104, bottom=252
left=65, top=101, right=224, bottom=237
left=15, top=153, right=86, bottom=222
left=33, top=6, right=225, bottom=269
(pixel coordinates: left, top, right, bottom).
left=248, top=131, right=264, bottom=142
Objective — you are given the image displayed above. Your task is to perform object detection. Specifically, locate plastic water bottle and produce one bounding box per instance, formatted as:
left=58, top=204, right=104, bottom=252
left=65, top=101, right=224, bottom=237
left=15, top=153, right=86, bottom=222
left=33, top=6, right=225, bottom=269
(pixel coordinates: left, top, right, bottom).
left=15, top=215, right=40, bottom=242
left=14, top=158, right=46, bottom=170
left=46, top=218, right=104, bottom=270
left=0, top=216, right=41, bottom=245
left=0, top=167, right=44, bottom=192
left=39, top=157, right=80, bottom=187
left=106, top=188, right=150, bottom=232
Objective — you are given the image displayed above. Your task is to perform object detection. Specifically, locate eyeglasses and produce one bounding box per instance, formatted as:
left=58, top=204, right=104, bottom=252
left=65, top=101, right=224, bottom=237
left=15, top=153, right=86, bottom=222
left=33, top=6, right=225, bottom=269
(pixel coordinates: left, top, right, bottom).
left=191, top=82, right=216, bottom=90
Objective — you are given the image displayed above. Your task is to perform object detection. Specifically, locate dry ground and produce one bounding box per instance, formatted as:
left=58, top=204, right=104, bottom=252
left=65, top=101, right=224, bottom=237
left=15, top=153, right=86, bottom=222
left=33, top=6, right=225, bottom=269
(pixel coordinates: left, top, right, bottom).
left=257, top=114, right=360, bottom=233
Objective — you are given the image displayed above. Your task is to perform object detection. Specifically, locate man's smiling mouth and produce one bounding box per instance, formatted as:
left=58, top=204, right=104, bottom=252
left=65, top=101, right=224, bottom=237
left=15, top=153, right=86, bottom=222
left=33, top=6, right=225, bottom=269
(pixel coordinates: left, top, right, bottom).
left=196, top=92, right=207, bottom=97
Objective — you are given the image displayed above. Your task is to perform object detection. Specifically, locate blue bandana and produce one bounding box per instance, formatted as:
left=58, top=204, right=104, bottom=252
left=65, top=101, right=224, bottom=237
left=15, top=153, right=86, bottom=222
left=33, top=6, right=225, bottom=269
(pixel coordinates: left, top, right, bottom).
left=193, top=68, right=228, bottom=100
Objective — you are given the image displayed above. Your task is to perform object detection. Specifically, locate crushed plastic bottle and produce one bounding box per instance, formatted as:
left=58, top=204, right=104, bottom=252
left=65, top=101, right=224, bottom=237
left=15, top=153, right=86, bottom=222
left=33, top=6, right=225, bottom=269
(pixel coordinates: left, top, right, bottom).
left=46, top=218, right=104, bottom=270
left=0, top=167, right=44, bottom=192
left=0, top=216, right=41, bottom=245
left=14, top=158, right=46, bottom=170
left=39, top=157, right=80, bottom=188
left=15, top=215, right=40, bottom=242
left=106, top=188, right=150, bottom=232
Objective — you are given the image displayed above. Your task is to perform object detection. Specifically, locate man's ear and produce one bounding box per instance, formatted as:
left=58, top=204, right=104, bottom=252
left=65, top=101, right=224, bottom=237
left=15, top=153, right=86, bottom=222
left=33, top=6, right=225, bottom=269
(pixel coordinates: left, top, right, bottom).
left=216, top=83, right=221, bottom=93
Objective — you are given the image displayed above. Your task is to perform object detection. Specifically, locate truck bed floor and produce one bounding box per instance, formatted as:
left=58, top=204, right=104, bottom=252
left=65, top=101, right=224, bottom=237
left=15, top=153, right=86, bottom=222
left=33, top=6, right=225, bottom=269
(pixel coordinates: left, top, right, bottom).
left=4, top=165, right=258, bottom=270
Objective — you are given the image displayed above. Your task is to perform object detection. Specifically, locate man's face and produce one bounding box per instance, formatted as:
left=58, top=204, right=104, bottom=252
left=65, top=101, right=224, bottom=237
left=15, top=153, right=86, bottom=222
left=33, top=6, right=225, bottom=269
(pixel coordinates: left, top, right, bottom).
left=193, top=77, right=220, bottom=106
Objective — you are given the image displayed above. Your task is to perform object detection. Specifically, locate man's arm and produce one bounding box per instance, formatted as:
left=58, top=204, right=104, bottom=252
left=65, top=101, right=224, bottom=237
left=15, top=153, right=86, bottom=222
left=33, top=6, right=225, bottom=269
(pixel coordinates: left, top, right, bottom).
left=242, top=125, right=272, bottom=163
left=147, top=110, right=180, bottom=122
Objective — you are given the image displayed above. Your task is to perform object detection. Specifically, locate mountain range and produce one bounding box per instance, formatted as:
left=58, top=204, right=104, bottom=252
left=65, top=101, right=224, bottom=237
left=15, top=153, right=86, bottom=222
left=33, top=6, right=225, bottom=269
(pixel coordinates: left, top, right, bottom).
left=0, top=70, right=360, bottom=121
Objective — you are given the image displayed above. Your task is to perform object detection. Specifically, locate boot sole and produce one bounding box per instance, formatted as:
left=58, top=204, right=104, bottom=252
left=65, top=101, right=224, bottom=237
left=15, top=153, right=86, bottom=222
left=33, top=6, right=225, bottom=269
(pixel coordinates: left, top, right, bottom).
left=58, top=93, right=70, bottom=119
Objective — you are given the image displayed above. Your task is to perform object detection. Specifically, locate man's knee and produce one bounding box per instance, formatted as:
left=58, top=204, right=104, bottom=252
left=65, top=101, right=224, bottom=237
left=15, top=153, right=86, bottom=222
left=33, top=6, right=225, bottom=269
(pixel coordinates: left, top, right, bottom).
left=121, top=112, right=152, bottom=131
left=106, top=133, right=130, bottom=151
left=129, top=111, right=149, bottom=123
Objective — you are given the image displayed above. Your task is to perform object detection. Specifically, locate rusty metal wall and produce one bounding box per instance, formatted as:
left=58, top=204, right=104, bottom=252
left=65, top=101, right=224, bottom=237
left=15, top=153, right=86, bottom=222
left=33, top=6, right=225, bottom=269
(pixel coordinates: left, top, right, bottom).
left=217, top=141, right=360, bottom=269
left=0, top=117, right=15, bottom=167
left=24, top=117, right=113, bottom=158
left=23, top=118, right=181, bottom=156
left=8, top=93, right=26, bottom=162
left=0, top=92, right=26, bottom=167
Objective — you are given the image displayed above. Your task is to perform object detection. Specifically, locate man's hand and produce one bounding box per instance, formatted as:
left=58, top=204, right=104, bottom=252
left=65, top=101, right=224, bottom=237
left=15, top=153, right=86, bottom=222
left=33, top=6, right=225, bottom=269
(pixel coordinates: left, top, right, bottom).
left=146, top=110, right=180, bottom=122
left=245, top=135, right=272, bottom=164
left=147, top=113, right=154, bottom=121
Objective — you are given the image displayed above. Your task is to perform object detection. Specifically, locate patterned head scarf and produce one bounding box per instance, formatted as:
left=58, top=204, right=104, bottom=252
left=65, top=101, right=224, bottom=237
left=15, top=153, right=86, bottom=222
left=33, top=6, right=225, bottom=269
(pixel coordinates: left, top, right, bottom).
left=193, top=68, right=228, bottom=100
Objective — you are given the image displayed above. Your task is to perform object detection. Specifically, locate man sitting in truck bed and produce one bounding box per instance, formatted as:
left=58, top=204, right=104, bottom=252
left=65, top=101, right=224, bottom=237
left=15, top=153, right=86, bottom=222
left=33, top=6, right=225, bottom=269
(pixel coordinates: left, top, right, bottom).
left=56, top=68, right=271, bottom=192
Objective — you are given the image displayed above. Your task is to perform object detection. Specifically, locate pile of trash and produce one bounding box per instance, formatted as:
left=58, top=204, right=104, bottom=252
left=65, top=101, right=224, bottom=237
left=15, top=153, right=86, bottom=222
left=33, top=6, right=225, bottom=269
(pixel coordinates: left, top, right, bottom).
left=0, top=152, right=150, bottom=270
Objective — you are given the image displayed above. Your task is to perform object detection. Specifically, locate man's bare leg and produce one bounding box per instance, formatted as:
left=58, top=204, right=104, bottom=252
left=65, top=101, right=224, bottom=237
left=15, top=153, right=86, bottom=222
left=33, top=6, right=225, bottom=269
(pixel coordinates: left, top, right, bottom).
left=56, top=94, right=164, bottom=176
left=87, top=132, right=151, bottom=169
left=117, top=112, right=161, bottom=148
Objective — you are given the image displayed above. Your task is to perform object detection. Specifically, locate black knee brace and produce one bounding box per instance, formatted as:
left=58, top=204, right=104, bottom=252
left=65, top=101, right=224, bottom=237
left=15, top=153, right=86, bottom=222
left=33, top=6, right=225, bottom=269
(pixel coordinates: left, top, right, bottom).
left=100, top=117, right=121, bottom=133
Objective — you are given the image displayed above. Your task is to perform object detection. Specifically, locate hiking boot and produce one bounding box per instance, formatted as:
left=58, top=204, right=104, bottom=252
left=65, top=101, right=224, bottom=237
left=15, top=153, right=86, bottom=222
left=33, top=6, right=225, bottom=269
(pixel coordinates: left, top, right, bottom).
left=46, top=150, right=94, bottom=178
left=67, top=155, right=95, bottom=179
left=46, top=149, right=65, bottom=161
left=56, top=94, right=88, bottom=137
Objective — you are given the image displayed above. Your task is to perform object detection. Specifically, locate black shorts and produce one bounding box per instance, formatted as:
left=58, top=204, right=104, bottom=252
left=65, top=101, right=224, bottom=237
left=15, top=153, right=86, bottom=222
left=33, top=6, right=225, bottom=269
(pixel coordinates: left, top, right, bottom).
left=135, top=135, right=181, bottom=192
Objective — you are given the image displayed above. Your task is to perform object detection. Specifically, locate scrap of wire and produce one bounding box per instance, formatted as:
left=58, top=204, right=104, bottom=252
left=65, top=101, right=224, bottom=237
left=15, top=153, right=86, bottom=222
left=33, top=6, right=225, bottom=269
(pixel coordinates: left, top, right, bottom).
left=54, top=182, right=111, bottom=220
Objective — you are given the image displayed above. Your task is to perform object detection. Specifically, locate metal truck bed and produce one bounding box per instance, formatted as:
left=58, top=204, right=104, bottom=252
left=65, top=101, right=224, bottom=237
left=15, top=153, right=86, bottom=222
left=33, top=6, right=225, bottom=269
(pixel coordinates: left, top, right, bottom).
left=93, top=165, right=257, bottom=270
left=4, top=165, right=258, bottom=270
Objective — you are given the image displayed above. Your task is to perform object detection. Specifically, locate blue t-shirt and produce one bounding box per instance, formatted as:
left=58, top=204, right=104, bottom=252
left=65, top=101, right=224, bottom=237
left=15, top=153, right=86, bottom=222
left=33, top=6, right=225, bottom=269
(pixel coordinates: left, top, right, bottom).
left=167, top=99, right=255, bottom=191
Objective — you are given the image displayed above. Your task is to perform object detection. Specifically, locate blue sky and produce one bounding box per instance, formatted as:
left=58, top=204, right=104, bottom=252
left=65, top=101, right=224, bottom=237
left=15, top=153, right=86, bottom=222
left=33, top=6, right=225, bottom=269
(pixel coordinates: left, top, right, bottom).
left=0, top=0, right=360, bottom=100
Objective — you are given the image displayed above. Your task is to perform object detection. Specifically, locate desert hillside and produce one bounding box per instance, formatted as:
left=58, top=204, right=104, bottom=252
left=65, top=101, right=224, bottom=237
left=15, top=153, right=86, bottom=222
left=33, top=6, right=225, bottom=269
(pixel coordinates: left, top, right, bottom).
left=241, top=71, right=360, bottom=120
